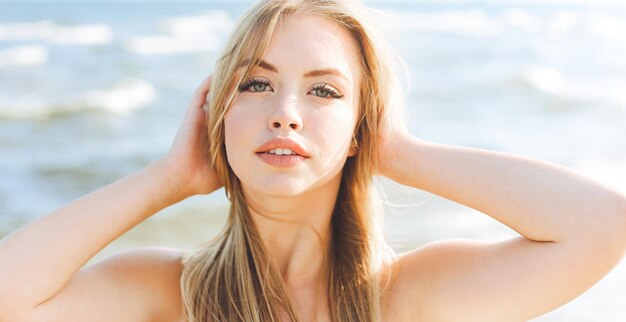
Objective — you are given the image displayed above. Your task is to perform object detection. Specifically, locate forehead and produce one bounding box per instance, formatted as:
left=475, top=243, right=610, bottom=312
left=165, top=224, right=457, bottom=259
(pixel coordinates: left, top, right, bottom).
left=260, top=14, right=362, bottom=84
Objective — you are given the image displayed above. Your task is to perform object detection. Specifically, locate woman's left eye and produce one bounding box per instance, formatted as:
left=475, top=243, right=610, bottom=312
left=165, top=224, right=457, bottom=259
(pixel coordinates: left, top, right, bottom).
left=313, top=87, right=330, bottom=98
left=310, top=84, right=344, bottom=100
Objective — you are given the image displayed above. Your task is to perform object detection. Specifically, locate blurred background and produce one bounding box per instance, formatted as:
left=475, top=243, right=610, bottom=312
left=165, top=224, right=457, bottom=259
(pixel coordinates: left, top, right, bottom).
left=0, top=0, right=624, bottom=320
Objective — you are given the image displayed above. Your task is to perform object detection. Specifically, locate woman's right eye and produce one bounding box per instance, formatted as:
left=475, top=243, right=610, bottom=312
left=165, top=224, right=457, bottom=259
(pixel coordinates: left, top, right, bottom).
left=237, top=79, right=273, bottom=93
left=252, top=82, right=268, bottom=92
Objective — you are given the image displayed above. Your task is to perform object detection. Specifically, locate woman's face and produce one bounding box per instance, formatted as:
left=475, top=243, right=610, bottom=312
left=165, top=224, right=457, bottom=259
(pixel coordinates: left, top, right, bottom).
left=224, top=14, right=362, bottom=198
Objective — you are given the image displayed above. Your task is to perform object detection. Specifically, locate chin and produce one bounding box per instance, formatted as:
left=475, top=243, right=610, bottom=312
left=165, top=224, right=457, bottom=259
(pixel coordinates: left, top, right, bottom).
left=245, top=176, right=310, bottom=198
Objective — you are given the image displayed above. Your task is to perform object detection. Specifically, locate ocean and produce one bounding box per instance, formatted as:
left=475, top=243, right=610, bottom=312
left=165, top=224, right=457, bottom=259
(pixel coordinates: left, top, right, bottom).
left=1, top=1, right=625, bottom=320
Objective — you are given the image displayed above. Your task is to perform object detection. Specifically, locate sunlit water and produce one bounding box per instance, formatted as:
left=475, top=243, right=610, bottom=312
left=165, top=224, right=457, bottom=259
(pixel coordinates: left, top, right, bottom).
left=1, top=1, right=625, bottom=320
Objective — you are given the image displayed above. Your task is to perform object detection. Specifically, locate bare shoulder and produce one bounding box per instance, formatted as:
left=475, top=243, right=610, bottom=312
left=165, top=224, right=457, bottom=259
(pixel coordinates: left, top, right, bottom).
left=102, top=246, right=187, bottom=322
left=31, top=246, right=187, bottom=322
left=385, top=236, right=615, bottom=321
left=383, top=239, right=506, bottom=321
left=381, top=240, right=458, bottom=321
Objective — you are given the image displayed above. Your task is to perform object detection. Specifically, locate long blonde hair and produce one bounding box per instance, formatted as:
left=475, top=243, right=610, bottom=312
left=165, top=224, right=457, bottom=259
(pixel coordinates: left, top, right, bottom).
left=181, top=1, right=405, bottom=321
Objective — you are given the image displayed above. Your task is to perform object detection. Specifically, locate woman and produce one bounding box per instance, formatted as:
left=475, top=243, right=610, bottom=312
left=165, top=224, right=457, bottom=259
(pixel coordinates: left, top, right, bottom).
left=1, top=0, right=625, bottom=321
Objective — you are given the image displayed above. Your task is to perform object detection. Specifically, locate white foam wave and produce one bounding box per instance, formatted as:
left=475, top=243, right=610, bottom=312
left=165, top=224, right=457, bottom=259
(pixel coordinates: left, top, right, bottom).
left=0, top=45, right=48, bottom=68
left=501, top=9, right=543, bottom=34
left=383, top=9, right=501, bottom=36
left=0, top=20, right=113, bottom=45
left=127, top=11, right=232, bottom=55
left=585, top=13, right=626, bottom=40
left=383, top=8, right=626, bottom=41
left=526, top=67, right=565, bottom=94
left=524, top=67, right=626, bottom=107
left=485, top=0, right=626, bottom=6
left=404, top=0, right=626, bottom=4
left=127, top=34, right=222, bottom=55
left=79, top=79, right=156, bottom=115
left=0, top=79, right=155, bottom=119
left=161, top=10, right=234, bottom=36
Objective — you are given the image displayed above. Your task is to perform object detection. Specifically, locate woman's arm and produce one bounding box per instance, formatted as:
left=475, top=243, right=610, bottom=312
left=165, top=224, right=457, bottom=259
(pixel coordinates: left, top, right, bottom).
left=380, top=133, right=626, bottom=321
left=381, top=133, right=626, bottom=244
left=0, top=76, right=220, bottom=320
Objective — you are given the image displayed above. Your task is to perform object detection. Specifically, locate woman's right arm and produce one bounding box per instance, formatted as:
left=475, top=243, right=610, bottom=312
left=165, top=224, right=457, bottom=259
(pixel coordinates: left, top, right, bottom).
left=0, top=75, right=220, bottom=322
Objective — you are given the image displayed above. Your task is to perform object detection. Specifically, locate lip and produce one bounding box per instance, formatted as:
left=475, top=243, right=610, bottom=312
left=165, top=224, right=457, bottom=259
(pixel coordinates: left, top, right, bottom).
left=255, top=137, right=310, bottom=168
left=255, top=137, right=310, bottom=158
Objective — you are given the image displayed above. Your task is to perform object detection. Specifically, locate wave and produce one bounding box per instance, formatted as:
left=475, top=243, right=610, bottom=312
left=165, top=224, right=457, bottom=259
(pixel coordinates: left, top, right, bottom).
left=0, top=20, right=113, bottom=45
left=79, top=78, right=156, bottom=114
left=160, top=10, right=234, bottom=36
left=0, top=45, right=48, bottom=68
left=382, top=9, right=501, bottom=36
left=0, top=78, right=155, bottom=120
left=126, top=33, right=223, bottom=55
left=399, top=0, right=626, bottom=6
left=485, top=0, right=626, bottom=6
left=523, top=67, right=626, bottom=107
left=127, top=10, right=233, bottom=55
left=382, top=8, right=626, bottom=40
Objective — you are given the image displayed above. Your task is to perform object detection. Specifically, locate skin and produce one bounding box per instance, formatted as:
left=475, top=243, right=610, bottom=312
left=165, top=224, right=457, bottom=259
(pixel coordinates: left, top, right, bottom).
left=0, top=12, right=625, bottom=322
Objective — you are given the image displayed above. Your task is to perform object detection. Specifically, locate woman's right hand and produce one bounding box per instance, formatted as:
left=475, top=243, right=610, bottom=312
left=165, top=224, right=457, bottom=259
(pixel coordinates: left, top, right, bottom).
left=160, top=75, right=223, bottom=197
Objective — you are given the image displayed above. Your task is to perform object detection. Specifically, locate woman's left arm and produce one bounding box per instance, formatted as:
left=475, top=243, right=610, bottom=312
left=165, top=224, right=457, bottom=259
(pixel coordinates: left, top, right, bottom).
left=379, top=132, right=626, bottom=321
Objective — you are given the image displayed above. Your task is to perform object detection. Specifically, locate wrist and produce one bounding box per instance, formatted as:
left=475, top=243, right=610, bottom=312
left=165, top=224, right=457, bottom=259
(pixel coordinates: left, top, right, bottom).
left=379, top=133, right=431, bottom=186
left=145, top=158, right=195, bottom=202
left=378, top=131, right=409, bottom=178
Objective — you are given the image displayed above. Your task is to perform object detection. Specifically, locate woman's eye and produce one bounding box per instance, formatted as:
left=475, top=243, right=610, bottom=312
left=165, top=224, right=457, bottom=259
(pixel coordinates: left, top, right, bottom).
left=237, top=79, right=272, bottom=93
left=310, top=84, right=343, bottom=100
left=313, top=88, right=330, bottom=98
left=252, top=82, right=268, bottom=92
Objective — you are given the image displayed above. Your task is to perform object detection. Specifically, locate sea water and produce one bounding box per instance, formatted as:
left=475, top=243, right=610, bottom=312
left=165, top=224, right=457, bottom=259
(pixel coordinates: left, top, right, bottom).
left=0, top=1, right=625, bottom=320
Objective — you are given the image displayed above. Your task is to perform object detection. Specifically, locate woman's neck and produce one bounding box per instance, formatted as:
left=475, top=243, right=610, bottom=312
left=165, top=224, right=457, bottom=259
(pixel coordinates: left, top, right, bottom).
left=243, top=173, right=341, bottom=287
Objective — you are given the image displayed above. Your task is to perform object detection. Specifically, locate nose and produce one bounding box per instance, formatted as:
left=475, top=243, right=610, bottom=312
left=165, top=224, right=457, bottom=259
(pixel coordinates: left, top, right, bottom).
left=269, top=94, right=302, bottom=132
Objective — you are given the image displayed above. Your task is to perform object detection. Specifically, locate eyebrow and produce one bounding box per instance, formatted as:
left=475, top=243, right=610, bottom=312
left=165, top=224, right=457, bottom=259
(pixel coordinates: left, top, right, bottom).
left=237, top=59, right=349, bottom=82
left=238, top=59, right=277, bottom=73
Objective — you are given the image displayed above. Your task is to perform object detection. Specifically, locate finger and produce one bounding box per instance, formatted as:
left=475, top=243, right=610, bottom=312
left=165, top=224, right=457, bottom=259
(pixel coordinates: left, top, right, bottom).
left=194, top=74, right=213, bottom=97
left=191, top=75, right=213, bottom=110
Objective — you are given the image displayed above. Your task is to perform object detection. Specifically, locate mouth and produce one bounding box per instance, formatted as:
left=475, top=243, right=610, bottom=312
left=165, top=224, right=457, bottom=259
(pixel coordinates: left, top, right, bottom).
left=255, top=137, right=309, bottom=168
left=254, top=137, right=310, bottom=158
left=257, top=148, right=303, bottom=156
left=256, top=149, right=307, bottom=168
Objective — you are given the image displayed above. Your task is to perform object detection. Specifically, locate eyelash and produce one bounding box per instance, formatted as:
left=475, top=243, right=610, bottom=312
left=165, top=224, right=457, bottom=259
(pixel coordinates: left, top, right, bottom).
left=237, top=78, right=271, bottom=93
left=237, top=78, right=344, bottom=100
left=312, top=83, right=344, bottom=99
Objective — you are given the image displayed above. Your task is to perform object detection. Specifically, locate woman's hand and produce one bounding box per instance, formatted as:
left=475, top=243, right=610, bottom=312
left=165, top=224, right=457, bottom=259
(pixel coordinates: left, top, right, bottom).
left=375, top=130, right=397, bottom=177
left=375, top=102, right=409, bottom=178
left=159, top=75, right=223, bottom=197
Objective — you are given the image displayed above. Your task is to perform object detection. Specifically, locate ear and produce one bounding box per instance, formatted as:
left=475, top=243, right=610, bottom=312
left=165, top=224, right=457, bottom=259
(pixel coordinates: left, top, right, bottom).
left=348, top=135, right=358, bottom=157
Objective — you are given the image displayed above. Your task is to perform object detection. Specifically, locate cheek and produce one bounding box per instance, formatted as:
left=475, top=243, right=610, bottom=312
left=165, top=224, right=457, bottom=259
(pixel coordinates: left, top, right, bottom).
left=224, top=112, right=241, bottom=153
left=224, top=102, right=260, bottom=142
left=224, top=105, right=257, bottom=175
left=310, top=106, right=356, bottom=154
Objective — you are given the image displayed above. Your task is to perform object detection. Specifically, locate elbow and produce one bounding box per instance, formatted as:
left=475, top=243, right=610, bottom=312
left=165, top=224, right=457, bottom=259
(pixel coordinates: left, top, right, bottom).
left=573, top=190, right=626, bottom=265
left=596, top=191, right=626, bottom=263
left=614, top=193, right=626, bottom=254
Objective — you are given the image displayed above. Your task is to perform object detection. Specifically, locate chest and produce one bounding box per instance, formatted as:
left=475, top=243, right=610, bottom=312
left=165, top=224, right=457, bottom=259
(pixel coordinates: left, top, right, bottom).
left=169, top=294, right=412, bottom=322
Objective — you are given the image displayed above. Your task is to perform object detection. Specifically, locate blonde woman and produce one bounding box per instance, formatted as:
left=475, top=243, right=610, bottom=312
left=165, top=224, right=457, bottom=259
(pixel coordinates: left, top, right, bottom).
left=1, top=1, right=625, bottom=321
